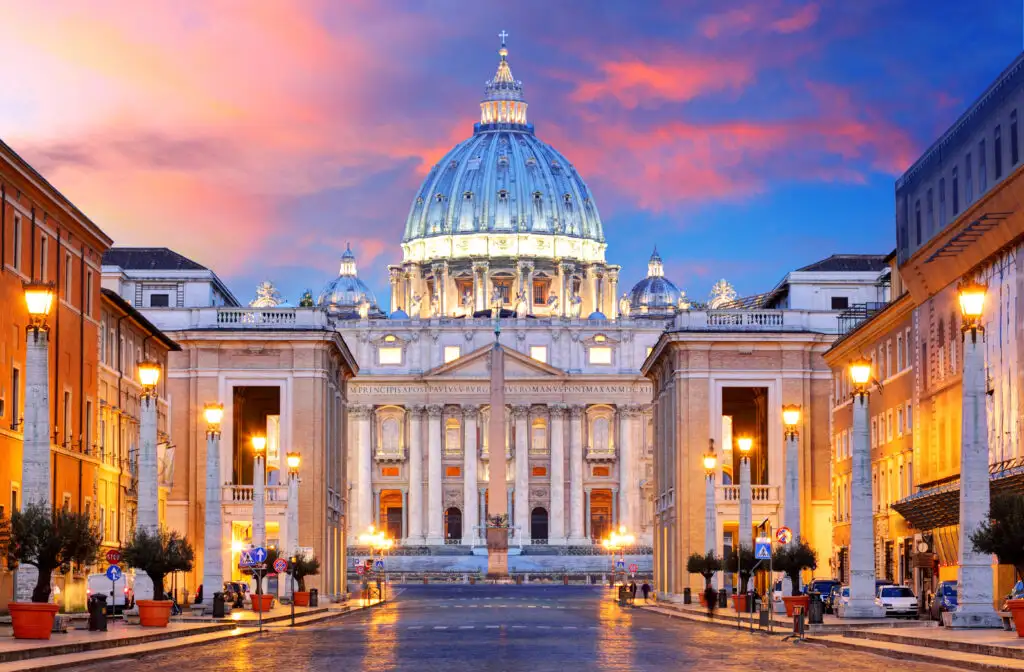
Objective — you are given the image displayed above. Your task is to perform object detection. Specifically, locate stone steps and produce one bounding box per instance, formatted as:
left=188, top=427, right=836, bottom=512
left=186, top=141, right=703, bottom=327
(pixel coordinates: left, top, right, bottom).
left=807, top=633, right=1024, bottom=672
left=844, top=627, right=1024, bottom=661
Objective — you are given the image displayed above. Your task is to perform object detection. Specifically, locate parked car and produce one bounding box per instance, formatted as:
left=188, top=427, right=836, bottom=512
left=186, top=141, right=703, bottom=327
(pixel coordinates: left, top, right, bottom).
left=930, top=581, right=957, bottom=622
left=876, top=585, right=918, bottom=617
left=86, top=572, right=134, bottom=614
left=807, top=578, right=841, bottom=603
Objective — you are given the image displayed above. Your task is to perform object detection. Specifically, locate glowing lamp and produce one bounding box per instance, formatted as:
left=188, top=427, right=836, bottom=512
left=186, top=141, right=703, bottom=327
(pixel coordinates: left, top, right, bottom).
left=137, top=359, right=161, bottom=393
left=849, top=358, right=872, bottom=388
left=23, top=281, right=55, bottom=321
left=286, top=452, right=301, bottom=473
left=736, top=436, right=753, bottom=454
left=203, top=403, right=224, bottom=427
left=782, top=405, right=801, bottom=428
left=703, top=453, right=717, bottom=471
left=251, top=435, right=267, bottom=455
left=958, top=278, right=986, bottom=326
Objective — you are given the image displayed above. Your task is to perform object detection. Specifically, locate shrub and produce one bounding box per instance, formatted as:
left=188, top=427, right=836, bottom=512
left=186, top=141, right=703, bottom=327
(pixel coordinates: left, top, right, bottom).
left=292, top=555, right=320, bottom=592
left=122, top=529, right=194, bottom=601
left=8, top=503, right=101, bottom=603
left=771, top=540, right=817, bottom=596
left=972, top=494, right=1024, bottom=579
left=686, top=550, right=721, bottom=589
left=724, top=544, right=757, bottom=594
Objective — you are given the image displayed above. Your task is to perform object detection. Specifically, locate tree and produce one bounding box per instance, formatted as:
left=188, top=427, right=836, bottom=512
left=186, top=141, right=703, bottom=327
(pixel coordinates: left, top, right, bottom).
left=725, top=545, right=757, bottom=594
left=686, top=550, right=721, bottom=589
left=972, top=494, right=1024, bottom=579
left=772, top=540, right=817, bottom=596
left=292, top=555, right=321, bottom=592
left=122, top=529, right=194, bottom=601
left=7, top=503, right=101, bottom=603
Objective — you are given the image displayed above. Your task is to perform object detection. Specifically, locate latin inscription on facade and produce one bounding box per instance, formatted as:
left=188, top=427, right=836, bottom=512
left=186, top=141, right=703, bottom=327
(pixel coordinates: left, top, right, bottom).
left=350, top=382, right=653, bottom=396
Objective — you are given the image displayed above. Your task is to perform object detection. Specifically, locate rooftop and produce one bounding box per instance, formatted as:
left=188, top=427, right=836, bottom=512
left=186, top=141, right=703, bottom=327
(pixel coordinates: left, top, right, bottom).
left=794, top=254, right=889, bottom=273
left=102, top=247, right=208, bottom=272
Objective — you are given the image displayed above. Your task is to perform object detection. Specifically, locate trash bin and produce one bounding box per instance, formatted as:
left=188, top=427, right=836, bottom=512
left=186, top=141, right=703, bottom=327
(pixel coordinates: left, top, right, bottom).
left=213, top=592, right=225, bottom=618
left=718, top=588, right=728, bottom=608
left=617, top=585, right=628, bottom=606
left=310, top=588, right=319, bottom=607
left=808, top=591, right=824, bottom=624
left=88, top=594, right=108, bottom=631
left=683, top=587, right=692, bottom=604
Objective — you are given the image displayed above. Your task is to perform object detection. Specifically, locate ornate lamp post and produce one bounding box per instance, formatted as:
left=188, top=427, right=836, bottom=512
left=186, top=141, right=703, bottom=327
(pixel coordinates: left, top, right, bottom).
left=202, top=403, right=224, bottom=609
left=133, top=358, right=162, bottom=601
left=602, top=525, right=635, bottom=587
left=16, top=281, right=55, bottom=601
left=359, top=525, right=393, bottom=603
left=284, top=452, right=300, bottom=601
left=736, top=436, right=753, bottom=552
left=845, top=357, right=883, bottom=617
left=703, top=447, right=717, bottom=557
left=251, top=435, right=267, bottom=549
left=951, top=279, right=1000, bottom=627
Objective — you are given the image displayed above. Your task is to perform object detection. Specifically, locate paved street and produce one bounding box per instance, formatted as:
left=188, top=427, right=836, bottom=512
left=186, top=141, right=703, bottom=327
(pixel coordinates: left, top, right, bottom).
left=70, top=586, right=952, bottom=671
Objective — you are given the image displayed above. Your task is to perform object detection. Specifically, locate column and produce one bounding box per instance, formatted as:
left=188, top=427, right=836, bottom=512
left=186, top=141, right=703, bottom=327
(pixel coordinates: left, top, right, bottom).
left=584, top=488, right=592, bottom=540
left=400, top=488, right=408, bottom=542
left=611, top=487, right=619, bottom=526
left=426, top=404, right=444, bottom=544
left=133, top=393, right=160, bottom=601
left=951, top=326, right=1001, bottom=627
left=389, top=267, right=402, bottom=313
left=354, top=405, right=373, bottom=533
left=608, top=269, right=619, bottom=319
left=21, top=327, right=50, bottom=507
left=513, top=405, right=530, bottom=542
left=560, top=262, right=575, bottom=318
left=479, top=488, right=487, bottom=527
left=462, top=405, right=479, bottom=545
left=846, top=388, right=883, bottom=617
left=594, top=267, right=605, bottom=317
left=784, top=431, right=801, bottom=542
left=203, top=431, right=223, bottom=605
left=739, top=453, right=752, bottom=550
left=549, top=404, right=566, bottom=544
left=285, top=466, right=299, bottom=600
left=705, top=469, right=716, bottom=554
left=407, top=405, right=425, bottom=543
left=373, top=488, right=382, bottom=529
left=568, top=405, right=586, bottom=543
left=617, top=405, right=633, bottom=533
left=473, top=261, right=489, bottom=312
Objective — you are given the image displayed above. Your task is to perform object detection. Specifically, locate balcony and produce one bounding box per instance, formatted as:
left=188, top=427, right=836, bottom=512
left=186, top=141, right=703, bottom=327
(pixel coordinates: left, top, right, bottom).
left=374, top=446, right=406, bottom=463
left=222, top=485, right=288, bottom=505
left=144, top=306, right=331, bottom=332
left=585, top=445, right=616, bottom=463
left=672, top=310, right=839, bottom=334
left=716, top=484, right=781, bottom=505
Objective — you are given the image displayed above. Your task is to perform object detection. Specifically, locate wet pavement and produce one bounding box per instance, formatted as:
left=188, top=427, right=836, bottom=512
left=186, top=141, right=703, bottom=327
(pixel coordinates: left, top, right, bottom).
left=68, top=585, right=955, bottom=671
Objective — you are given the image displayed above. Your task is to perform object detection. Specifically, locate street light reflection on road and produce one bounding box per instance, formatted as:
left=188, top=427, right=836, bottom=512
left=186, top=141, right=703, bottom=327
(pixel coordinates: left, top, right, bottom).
left=362, top=600, right=398, bottom=672
left=597, top=593, right=636, bottom=671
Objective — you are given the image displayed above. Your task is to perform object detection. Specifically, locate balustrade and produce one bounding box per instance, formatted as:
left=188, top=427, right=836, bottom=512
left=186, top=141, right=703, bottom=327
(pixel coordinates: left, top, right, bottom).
left=223, top=484, right=289, bottom=503
left=717, top=484, right=780, bottom=503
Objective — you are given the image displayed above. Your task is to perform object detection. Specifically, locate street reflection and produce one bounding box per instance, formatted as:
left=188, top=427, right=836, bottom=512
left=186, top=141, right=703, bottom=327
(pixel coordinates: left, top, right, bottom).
left=361, top=602, right=399, bottom=671
left=596, top=591, right=636, bottom=671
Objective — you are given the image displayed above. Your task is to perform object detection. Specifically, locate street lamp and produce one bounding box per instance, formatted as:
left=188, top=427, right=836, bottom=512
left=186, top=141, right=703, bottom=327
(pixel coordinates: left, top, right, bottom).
left=736, top=436, right=753, bottom=553
left=782, top=404, right=802, bottom=545
left=782, top=405, right=801, bottom=438
left=23, top=280, right=55, bottom=334
left=849, top=358, right=872, bottom=397
left=359, top=525, right=393, bottom=603
left=602, top=526, right=635, bottom=587
left=203, top=402, right=225, bottom=610
left=951, top=277, right=1000, bottom=627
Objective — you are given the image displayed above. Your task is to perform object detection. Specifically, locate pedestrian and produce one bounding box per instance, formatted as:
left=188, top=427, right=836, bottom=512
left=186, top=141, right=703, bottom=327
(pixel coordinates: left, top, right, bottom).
left=641, top=582, right=651, bottom=602
left=629, top=581, right=637, bottom=606
left=195, top=584, right=204, bottom=605
left=704, top=584, right=717, bottom=619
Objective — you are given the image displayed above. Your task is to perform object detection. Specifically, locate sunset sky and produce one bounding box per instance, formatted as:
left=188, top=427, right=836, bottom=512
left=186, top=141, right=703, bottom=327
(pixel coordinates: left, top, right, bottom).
left=2, top=1, right=1021, bottom=305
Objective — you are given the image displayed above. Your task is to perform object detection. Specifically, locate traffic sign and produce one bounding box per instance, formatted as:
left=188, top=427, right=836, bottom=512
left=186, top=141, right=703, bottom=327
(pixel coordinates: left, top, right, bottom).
left=106, top=549, right=122, bottom=565
left=251, top=547, right=267, bottom=564
left=106, top=565, right=123, bottom=582
left=755, top=537, right=772, bottom=561
left=374, top=559, right=385, bottom=571
left=776, top=526, right=793, bottom=545
left=628, top=563, right=639, bottom=574
left=273, top=557, right=288, bottom=574
left=356, top=565, right=365, bottom=576
left=614, top=559, right=625, bottom=572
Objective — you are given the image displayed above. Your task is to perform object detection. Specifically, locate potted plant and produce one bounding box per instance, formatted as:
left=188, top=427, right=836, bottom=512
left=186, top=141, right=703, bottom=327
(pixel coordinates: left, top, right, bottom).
left=686, top=550, right=721, bottom=607
left=772, top=540, right=817, bottom=617
left=122, top=528, right=194, bottom=627
left=972, top=494, right=1024, bottom=636
left=6, top=503, right=100, bottom=639
left=290, top=554, right=320, bottom=607
left=725, top=545, right=756, bottom=613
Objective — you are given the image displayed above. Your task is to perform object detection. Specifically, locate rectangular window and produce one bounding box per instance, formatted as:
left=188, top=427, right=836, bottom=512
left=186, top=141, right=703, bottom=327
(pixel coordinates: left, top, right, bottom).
left=588, top=346, right=612, bottom=365
left=63, top=391, right=72, bottom=446
left=906, top=402, right=913, bottom=434
left=39, top=236, right=48, bottom=282
left=12, top=215, right=21, bottom=271
left=381, top=466, right=399, bottom=477
left=149, top=293, right=170, bottom=307
left=897, top=407, right=904, bottom=437
left=378, top=347, right=403, bottom=365
left=85, top=401, right=93, bottom=454
left=896, top=334, right=903, bottom=371
left=445, top=466, right=461, bottom=477
left=979, top=139, right=988, bottom=191
left=532, top=466, right=547, bottom=477
left=871, top=417, right=878, bottom=448
left=887, top=409, right=894, bottom=442
left=885, top=341, right=892, bottom=379
left=99, top=507, right=106, bottom=542
left=1013, top=110, right=1020, bottom=165
left=830, top=296, right=849, bottom=310
left=592, top=465, right=610, bottom=477
left=85, top=270, right=93, bottom=316
left=926, top=188, right=934, bottom=233
left=533, top=280, right=548, bottom=306
left=10, top=366, right=19, bottom=430
left=995, top=125, right=1003, bottom=180
left=64, top=253, right=72, bottom=299
left=443, top=346, right=461, bottom=363
left=965, top=153, right=973, bottom=202
left=951, top=167, right=959, bottom=214
left=914, top=200, right=921, bottom=245
left=938, top=177, right=945, bottom=223
left=529, top=346, right=548, bottom=363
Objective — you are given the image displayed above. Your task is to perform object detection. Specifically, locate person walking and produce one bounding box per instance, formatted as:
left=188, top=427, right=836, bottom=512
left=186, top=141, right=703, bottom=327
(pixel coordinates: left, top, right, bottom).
left=704, top=584, right=717, bottom=620
left=641, top=582, right=651, bottom=603
left=629, top=581, right=638, bottom=606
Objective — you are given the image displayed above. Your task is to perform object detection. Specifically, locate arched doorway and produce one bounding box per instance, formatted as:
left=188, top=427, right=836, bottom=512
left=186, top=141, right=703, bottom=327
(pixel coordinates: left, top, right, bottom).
left=531, top=507, right=548, bottom=544
left=444, top=507, right=462, bottom=543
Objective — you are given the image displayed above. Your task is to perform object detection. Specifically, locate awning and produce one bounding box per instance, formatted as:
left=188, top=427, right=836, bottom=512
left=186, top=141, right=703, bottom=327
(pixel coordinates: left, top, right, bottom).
left=891, top=457, right=1024, bottom=530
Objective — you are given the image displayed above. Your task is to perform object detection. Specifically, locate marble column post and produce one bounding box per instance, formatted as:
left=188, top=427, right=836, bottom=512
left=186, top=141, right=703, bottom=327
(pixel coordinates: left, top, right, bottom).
left=400, top=488, right=408, bottom=542
left=353, top=405, right=372, bottom=534
left=705, top=469, right=716, bottom=554
left=549, top=404, right=566, bottom=544
left=952, top=327, right=1001, bottom=627
left=407, top=405, right=425, bottom=543
left=426, top=405, right=444, bottom=544
left=462, top=405, right=479, bottom=545
left=584, top=488, right=592, bottom=540
left=513, top=406, right=530, bottom=542
left=389, top=268, right=402, bottom=313
left=560, top=262, right=575, bottom=318
left=568, top=405, right=586, bottom=543
left=284, top=466, right=299, bottom=600
left=617, top=405, right=633, bottom=533
left=608, top=269, right=619, bottom=319
left=784, top=431, right=801, bottom=542
left=202, top=430, right=223, bottom=605
left=133, top=393, right=161, bottom=601
left=373, top=488, right=381, bottom=529
left=739, top=454, right=752, bottom=550
left=479, top=488, right=487, bottom=527
left=846, top=388, right=884, bottom=617
left=16, top=325, right=50, bottom=602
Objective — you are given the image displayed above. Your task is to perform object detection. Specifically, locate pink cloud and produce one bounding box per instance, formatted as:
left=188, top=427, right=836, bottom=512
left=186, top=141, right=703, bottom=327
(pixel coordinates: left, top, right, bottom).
left=700, top=2, right=820, bottom=39
left=771, top=4, right=820, bottom=34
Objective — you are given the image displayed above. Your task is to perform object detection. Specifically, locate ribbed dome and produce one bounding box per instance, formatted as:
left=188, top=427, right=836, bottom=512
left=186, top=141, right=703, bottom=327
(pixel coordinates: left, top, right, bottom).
left=628, top=248, right=682, bottom=317
left=400, top=39, right=605, bottom=266
left=318, top=244, right=382, bottom=317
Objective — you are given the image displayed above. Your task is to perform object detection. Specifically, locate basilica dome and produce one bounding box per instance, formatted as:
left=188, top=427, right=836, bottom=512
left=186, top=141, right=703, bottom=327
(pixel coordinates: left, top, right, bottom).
left=400, top=40, right=606, bottom=266
left=628, top=249, right=684, bottom=317
left=318, top=244, right=382, bottom=318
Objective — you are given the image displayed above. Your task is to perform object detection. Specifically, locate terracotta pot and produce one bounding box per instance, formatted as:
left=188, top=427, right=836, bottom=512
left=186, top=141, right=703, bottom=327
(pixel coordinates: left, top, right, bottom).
left=699, top=592, right=707, bottom=607
left=252, top=594, right=275, bottom=612
left=563, top=576, right=569, bottom=585
left=9, top=602, right=60, bottom=640
left=292, top=591, right=310, bottom=607
left=731, top=594, right=749, bottom=613
left=1007, top=598, right=1024, bottom=637
left=782, top=594, right=810, bottom=617
left=137, top=600, right=174, bottom=627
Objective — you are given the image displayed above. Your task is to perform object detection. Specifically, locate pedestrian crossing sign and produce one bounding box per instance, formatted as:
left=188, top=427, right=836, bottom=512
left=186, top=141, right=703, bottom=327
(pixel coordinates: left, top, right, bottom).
left=755, top=538, right=771, bottom=560
left=615, top=560, right=625, bottom=571
left=374, top=559, right=385, bottom=571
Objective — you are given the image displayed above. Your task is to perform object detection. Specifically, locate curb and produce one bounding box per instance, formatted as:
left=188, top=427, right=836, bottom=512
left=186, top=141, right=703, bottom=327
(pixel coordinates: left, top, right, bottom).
left=804, top=634, right=1023, bottom=672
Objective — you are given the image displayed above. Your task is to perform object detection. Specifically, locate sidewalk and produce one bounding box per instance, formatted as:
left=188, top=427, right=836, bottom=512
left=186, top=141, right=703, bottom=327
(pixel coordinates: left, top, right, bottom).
left=0, top=598, right=382, bottom=671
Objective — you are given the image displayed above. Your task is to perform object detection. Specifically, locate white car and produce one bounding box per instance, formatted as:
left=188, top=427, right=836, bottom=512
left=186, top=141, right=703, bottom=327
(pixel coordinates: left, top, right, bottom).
left=87, top=571, right=134, bottom=611
left=875, top=585, right=917, bottom=616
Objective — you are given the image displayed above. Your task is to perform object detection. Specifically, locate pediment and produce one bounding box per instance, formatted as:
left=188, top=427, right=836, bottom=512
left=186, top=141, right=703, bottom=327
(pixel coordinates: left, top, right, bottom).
left=423, top=344, right=565, bottom=379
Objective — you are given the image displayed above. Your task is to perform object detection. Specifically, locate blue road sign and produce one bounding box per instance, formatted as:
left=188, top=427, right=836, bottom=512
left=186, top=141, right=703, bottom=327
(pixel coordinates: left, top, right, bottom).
left=374, top=559, right=385, bottom=571
left=755, top=539, right=771, bottom=561
left=251, top=547, right=267, bottom=564
left=615, top=560, right=625, bottom=571
left=106, top=565, right=122, bottom=582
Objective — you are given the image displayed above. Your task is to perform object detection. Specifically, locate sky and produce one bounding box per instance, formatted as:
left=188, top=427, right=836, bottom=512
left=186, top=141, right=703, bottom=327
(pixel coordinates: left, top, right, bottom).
left=1, top=0, right=1022, bottom=306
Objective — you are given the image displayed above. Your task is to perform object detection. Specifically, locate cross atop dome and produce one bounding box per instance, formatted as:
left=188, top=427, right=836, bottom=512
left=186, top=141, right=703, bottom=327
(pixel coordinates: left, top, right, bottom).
left=499, top=29, right=508, bottom=46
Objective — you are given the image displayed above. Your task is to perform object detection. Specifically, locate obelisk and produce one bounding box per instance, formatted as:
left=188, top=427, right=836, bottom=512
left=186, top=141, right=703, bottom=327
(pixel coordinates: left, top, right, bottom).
left=486, top=320, right=509, bottom=577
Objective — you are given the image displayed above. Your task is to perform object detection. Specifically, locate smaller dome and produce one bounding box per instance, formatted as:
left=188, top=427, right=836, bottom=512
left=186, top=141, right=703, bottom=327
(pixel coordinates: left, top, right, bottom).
left=318, top=244, right=383, bottom=318
left=587, top=311, right=607, bottom=320
left=389, top=309, right=409, bottom=320
left=628, top=247, right=682, bottom=317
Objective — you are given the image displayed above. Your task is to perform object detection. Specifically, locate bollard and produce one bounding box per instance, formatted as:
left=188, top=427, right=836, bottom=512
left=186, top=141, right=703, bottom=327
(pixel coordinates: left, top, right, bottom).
left=718, top=588, right=728, bottom=608
left=683, top=587, right=692, bottom=604
left=310, top=588, right=319, bottom=607
left=213, top=592, right=225, bottom=618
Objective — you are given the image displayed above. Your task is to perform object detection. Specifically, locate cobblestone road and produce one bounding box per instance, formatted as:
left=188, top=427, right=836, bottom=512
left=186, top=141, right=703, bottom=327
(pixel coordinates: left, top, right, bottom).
left=73, top=585, right=954, bottom=671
